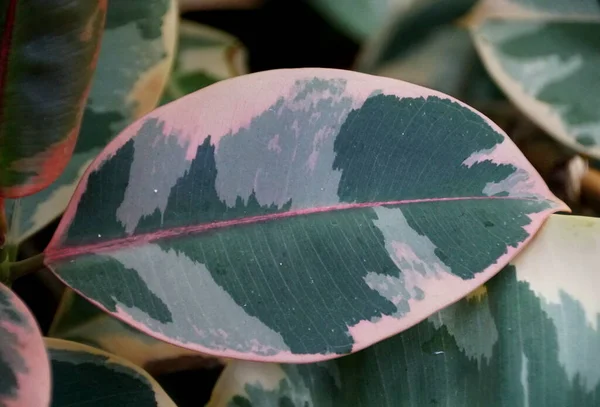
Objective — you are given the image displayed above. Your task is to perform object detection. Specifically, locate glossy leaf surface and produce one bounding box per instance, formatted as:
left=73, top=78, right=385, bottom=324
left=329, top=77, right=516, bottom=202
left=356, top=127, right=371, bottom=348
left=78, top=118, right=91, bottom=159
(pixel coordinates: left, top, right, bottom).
left=0, top=283, right=50, bottom=407
left=4, top=0, right=177, bottom=247
left=46, top=338, right=175, bottom=407
left=45, top=68, right=566, bottom=363
left=160, top=21, right=248, bottom=105
left=469, top=0, right=600, bottom=157
left=209, top=214, right=600, bottom=407
left=0, top=0, right=106, bottom=198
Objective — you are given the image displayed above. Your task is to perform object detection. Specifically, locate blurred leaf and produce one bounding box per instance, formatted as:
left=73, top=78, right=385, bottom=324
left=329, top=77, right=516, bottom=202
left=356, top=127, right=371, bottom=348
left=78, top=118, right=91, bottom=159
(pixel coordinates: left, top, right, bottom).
left=160, top=20, right=248, bottom=105
left=0, top=1, right=106, bottom=198
left=45, top=68, right=565, bottom=363
left=356, top=0, right=502, bottom=104
left=0, top=282, right=50, bottom=407
left=209, top=214, right=600, bottom=407
left=4, top=0, right=178, bottom=249
left=469, top=0, right=600, bottom=158
left=308, top=0, right=415, bottom=42
left=46, top=338, right=176, bottom=407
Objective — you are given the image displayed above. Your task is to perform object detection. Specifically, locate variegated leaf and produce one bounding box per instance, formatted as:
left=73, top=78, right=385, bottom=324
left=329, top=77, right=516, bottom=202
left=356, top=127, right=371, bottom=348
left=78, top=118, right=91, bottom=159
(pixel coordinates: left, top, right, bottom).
left=46, top=338, right=176, bottom=407
left=160, top=20, right=248, bottom=105
left=209, top=214, right=600, bottom=407
left=45, top=68, right=566, bottom=363
left=468, top=0, right=600, bottom=157
left=0, top=0, right=106, bottom=198
left=4, top=0, right=178, bottom=248
left=0, top=283, right=50, bottom=407
left=49, top=290, right=219, bottom=374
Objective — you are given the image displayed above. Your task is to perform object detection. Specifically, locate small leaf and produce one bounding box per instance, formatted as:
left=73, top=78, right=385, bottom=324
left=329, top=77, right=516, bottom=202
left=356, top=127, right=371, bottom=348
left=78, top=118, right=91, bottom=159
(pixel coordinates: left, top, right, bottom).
left=46, top=338, right=176, bottom=407
left=208, top=214, right=600, bottom=406
left=4, top=0, right=178, bottom=247
left=469, top=0, right=600, bottom=157
left=0, top=0, right=107, bottom=198
left=45, top=68, right=567, bottom=362
left=0, top=283, right=50, bottom=407
left=160, top=20, right=248, bottom=105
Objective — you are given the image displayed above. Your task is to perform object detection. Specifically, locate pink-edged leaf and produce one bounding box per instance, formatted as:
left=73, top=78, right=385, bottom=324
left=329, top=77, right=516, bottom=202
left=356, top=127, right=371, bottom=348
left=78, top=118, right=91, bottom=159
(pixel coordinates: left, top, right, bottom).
left=44, top=68, right=567, bottom=363
left=0, top=283, right=50, bottom=407
left=0, top=0, right=107, bottom=198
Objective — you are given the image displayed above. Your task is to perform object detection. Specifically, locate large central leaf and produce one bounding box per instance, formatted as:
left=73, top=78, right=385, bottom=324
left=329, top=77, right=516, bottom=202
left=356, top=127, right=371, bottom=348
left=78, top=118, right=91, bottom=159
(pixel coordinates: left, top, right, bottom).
left=45, top=69, right=566, bottom=362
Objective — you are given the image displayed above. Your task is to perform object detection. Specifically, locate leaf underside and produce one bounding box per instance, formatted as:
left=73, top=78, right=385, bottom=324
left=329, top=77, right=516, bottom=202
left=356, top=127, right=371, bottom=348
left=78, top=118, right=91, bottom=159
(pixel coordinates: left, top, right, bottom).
left=45, top=68, right=566, bottom=362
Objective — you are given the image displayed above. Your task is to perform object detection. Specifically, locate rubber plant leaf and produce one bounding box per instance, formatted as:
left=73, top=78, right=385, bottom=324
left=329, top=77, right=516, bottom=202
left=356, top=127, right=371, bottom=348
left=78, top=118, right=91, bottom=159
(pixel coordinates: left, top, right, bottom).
left=160, top=20, right=248, bottom=105
left=0, top=283, right=50, bottom=407
left=355, top=0, right=502, bottom=103
left=46, top=338, right=176, bottom=407
left=209, top=214, right=600, bottom=407
left=48, top=290, right=221, bottom=375
left=3, top=0, right=178, bottom=249
left=468, top=0, right=600, bottom=158
left=45, top=68, right=567, bottom=363
left=0, top=0, right=107, bottom=198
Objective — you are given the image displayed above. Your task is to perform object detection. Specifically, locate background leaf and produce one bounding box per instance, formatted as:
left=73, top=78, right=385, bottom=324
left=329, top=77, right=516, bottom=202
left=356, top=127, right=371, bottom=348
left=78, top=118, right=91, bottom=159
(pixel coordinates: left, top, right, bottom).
left=0, top=0, right=106, bottom=198
left=307, top=0, right=415, bottom=42
left=45, top=68, right=566, bottom=363
left=160, top=20, right=248, bottom=105
left=208, top=214, right=600, bottom=407
left=4, top=0, right=178, bottom=248
left=46, top=338, right=176, bottom=407
left=469, top=0, right=600, bottom=157
left=355, top=0, right=503, bottom=104
left=0, top=283, right=50, bottom=407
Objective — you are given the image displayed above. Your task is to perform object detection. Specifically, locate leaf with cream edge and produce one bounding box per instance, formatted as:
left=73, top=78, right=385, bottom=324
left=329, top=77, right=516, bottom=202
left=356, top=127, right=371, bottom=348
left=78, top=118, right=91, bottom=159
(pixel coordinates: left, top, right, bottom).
left=46, top=338, right=176, bottom=407
left=208, top=214, right=600, bottom=407
left=45, top=68, right=567, bottom=363
left=0, top=283, right=50, bottom=407
left=49, top=290, right=220, bottom=375
left=3, top=0, right=178, bottom=249
left=160, top=20, right=248, bottom=105
left=468, top=0, right=600, bottom=158
left=0, top=0, right=106, bottom=198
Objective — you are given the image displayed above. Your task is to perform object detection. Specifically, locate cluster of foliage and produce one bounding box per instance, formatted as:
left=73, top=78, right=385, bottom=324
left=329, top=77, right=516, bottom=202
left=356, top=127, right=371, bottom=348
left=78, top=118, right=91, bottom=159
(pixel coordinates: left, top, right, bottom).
left=0, top=0, right=598, bottom=406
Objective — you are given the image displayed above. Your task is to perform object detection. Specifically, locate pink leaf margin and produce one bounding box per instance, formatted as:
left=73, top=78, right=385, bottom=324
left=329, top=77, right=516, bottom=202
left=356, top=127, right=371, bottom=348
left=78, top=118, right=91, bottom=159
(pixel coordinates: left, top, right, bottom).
left=0, top=283, right=50, bottom=407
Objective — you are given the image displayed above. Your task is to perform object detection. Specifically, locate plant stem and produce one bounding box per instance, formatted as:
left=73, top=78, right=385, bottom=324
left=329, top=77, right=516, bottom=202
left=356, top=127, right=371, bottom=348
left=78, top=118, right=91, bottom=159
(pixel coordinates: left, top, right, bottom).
left=8, top=253, right=45, bottom=283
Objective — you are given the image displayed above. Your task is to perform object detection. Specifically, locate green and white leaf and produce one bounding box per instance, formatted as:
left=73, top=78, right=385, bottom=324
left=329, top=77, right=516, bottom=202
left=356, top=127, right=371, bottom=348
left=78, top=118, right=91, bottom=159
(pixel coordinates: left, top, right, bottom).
left=5, top=0, right=177, bottom=248
left=47, top=338, right=176, bottom=407
left=160, top=20, right=248, bottom=105
left=469, top=0, right=600, bottom=157
left=209, top=214, right=600, bottom=406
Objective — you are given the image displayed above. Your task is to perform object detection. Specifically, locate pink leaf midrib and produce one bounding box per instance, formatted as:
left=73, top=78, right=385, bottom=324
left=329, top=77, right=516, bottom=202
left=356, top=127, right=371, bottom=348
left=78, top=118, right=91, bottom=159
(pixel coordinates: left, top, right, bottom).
left=45, top=195, right=545, bottom=262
